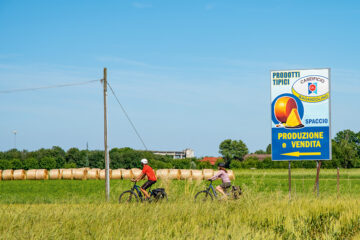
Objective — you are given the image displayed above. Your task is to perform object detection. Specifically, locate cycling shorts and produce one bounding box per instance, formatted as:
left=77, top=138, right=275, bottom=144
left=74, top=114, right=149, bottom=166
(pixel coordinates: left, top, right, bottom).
left=141, top=180, right=157, bottom=190
left=220, top=182, right=231, bottom=190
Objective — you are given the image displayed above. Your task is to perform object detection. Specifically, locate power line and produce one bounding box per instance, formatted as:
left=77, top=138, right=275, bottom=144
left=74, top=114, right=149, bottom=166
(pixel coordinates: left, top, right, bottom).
left=0, top=79, right=100, bottom=94
left=107, top=82, right=148, bottom=150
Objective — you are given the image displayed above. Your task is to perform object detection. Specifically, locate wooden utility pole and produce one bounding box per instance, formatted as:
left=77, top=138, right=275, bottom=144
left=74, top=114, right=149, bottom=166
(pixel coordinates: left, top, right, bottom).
left=103, top=68, right=110, bottom=201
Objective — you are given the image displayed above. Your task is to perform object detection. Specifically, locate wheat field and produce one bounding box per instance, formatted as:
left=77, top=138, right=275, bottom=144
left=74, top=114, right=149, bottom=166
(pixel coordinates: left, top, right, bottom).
left=1, top=169, right=360, bottom=239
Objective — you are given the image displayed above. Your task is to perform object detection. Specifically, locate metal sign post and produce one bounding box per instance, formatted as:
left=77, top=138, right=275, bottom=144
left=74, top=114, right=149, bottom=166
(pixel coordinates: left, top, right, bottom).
left=314, top=160, right=321, bottom=197
left=288, top=161, right=291, bottom=200
left=337, top=167, right=340, bottom=197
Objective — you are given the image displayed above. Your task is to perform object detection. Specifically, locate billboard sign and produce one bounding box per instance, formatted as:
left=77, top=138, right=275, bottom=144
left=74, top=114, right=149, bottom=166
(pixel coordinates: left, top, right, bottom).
left=271, top=69, right=331, bottom=161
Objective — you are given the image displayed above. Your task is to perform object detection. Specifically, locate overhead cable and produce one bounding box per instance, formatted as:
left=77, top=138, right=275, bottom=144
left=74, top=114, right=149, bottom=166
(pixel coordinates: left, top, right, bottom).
left=107, top=82, right=148, bottom=150
left=0, top=79, right=100, bottom=94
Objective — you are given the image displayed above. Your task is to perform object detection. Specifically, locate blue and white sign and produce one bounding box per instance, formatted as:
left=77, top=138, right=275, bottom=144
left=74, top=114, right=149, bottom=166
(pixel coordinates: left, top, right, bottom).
left=271, top=69, right=331, bottom=161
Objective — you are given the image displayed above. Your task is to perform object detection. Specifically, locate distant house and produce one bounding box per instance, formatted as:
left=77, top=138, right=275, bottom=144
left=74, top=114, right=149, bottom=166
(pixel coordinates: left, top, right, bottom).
left=244, top=154, right=271, bottom=161
left=200, top=157, right=223, bottom=165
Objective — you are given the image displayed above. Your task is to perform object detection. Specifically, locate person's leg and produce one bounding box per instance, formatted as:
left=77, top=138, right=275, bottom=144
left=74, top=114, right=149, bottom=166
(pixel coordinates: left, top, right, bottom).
left=140, top=181, right=156, bottom=199
left=216, top=185, right=227, bottom=197
left=140, top=187, right=150, bottom=199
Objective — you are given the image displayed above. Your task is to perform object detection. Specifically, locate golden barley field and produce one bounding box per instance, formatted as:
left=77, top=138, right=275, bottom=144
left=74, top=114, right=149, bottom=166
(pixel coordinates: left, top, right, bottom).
left=1, top=169, right=360, bottom=240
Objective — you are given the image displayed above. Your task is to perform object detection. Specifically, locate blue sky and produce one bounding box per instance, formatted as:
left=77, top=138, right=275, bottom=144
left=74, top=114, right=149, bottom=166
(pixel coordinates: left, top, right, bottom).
left=0, top=0, right=359, bottom=157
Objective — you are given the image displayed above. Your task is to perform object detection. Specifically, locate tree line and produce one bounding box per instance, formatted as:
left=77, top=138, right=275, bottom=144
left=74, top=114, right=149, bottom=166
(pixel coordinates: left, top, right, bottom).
left=0, top=147, right=207, bottom=170
left=0, top=129, right=359, bottom=170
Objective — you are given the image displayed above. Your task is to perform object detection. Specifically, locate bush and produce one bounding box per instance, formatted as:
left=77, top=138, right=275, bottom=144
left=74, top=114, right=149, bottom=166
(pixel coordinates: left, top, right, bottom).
left=64, top=162, right=77, bottom=169
left=55, top=156, right=65, bottom=169
left=39, top=157, right=57, bottom=170
left=10, top=159, right=23, bottom=169
left=197, top=161, right=213, bottom=169
left=172, top=159, right=192, bottom=169
left=259, top=157, right=273, bottom=169
left=241, top=157, right=259, bottom=169
left=229, top=160, right=242, bottom=169
left=24, top=158, right=39, bottom=170
left=0, top=159, right=11, bottom=170
left=150, top=159, right=172, bottom=169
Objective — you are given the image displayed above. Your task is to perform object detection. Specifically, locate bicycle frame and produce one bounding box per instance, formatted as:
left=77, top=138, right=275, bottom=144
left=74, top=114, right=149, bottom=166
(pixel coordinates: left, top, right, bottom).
left=131, top=181, right=153, bottom=200
left=207, top=180, right=218, bottom=198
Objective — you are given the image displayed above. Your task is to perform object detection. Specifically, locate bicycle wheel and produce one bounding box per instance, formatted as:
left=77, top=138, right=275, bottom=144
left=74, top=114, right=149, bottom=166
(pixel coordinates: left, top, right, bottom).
left=231, top=187, right=242, bottom=200
left=149, top=191, right=168, bottom=203
left=194, top=190, right=213, bottom=202
left=119, top=190, right=139, bottom=203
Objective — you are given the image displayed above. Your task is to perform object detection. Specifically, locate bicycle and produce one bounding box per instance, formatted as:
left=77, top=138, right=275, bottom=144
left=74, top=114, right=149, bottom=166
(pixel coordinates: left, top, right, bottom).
left=194, top=180, right=242, bottom=201
left=119, top=181, right=168, bottom=203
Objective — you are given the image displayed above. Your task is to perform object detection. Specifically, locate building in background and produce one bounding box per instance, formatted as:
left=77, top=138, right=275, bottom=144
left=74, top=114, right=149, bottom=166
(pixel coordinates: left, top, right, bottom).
left=151, top=148, right=195, bottom=159
left=200, top=157, right=223, bottom=165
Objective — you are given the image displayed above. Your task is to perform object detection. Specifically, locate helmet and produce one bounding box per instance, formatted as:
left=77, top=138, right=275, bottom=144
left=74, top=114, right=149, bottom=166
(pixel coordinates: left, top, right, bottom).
left=140, top=158, right=148, bottom=164
left=218, top=162, right=225, bottom=167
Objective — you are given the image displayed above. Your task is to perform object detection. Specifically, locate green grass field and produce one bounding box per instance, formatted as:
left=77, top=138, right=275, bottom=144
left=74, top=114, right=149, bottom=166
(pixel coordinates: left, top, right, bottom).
left=1, top=169, right=360, bottom=239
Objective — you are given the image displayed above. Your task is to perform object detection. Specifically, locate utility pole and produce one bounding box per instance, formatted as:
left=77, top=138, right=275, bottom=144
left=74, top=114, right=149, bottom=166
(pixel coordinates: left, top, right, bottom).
left=103, top=68, right=110, bottom=201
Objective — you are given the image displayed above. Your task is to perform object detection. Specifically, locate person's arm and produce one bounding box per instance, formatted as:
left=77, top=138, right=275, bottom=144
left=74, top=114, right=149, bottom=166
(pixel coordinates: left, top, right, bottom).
left=209, top=171, right=222, bottom=181
left=133, top=172, right=145, bottom=182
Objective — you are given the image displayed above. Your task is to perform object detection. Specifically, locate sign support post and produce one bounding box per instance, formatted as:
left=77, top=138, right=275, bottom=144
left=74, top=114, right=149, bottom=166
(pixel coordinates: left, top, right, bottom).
left=288, top=161, right=291, bottom=200
left=337, top=167, right=340, bottom=197
left=314, top=160, right=321, bottom=197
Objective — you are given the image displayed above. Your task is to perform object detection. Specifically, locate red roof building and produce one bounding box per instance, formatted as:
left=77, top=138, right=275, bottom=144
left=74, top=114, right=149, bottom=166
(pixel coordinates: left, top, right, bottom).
left=200, top=157, right=223, bottom=165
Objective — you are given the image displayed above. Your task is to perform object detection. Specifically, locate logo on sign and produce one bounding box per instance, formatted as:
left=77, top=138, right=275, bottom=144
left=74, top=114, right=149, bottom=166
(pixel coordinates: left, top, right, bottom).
left=292, top=75, right=329, bottom=103
left=308, top=82, right=317, bottom=94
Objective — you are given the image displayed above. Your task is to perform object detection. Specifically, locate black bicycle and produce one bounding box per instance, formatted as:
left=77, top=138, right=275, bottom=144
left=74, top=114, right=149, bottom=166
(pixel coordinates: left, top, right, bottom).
left=119, top=181, right=168, bottom=203
left=194, top=180, right=242, bottom=201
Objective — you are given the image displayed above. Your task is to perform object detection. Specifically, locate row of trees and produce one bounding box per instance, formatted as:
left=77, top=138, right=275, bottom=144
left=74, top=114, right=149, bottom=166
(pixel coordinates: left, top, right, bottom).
left=0, top=129, right=358, bottom=170
left=218, top=129, right=360, bottom=169
left=0, top=147, right=207, bottom=170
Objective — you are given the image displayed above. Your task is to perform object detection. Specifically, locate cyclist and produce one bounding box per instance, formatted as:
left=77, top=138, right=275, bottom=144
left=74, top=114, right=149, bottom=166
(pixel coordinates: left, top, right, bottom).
left=132, top=158, right=157, bottom=200
left=208, top=163, right=231, bottom=198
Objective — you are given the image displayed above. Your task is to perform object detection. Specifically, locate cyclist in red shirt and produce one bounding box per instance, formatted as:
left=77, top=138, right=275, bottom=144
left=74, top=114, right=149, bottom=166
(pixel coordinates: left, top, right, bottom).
left=132, top=158, right=157, bottom=199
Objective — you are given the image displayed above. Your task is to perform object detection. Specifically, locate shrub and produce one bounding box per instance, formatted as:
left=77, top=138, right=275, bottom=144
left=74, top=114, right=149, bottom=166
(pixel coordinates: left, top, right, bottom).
left=24, top=158, right=39, bottom=170
left=0, top=159, right=11, bottom=170
left=64, top=162, right=77, bottom=169
left=197, top=161, right=213, bottom=169
left=241, top=157, right=259, bottom=169
left=229, top=160, right=242, bottom=169
left=55, top=156, right=65, bottom=169
left=39, top=157, right=57, bottom=170
left=150, top=159, right=172, bottom=169
left=172, top=159, right=192, bottom=169
left=259, top=157, right=273, bottom=169
left=10, top=159, right=23, bottom=169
